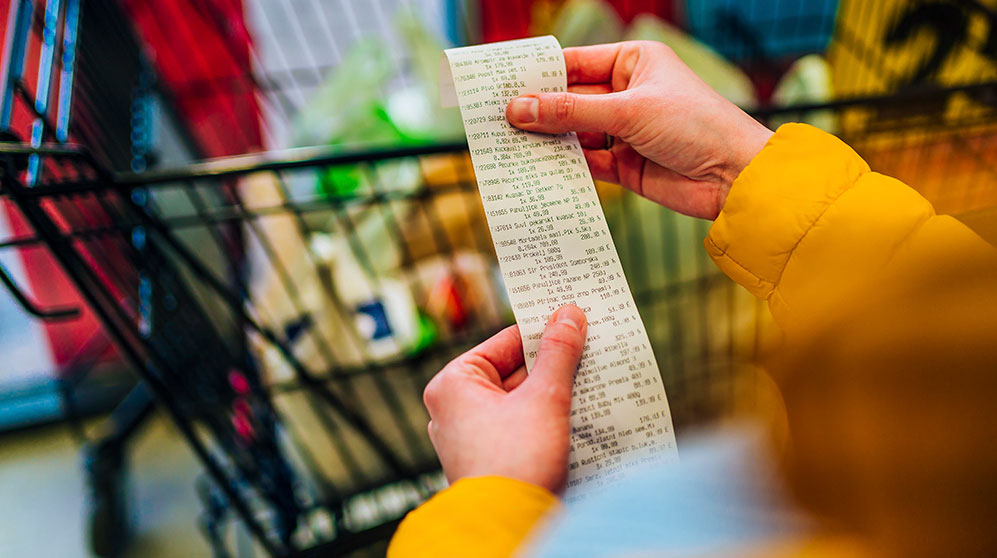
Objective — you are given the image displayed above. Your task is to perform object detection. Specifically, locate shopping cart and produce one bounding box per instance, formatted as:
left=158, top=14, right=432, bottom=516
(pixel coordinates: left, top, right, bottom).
left=1, top=0, right=996, bottom=557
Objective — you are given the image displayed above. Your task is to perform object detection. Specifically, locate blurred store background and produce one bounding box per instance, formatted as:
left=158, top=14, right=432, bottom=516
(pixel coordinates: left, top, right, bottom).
left=0, top=0, right=994, bottom=557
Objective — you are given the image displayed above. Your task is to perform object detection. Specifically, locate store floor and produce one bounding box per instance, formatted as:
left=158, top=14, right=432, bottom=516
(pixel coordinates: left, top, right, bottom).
left=0, top=415, right=211, bottom=557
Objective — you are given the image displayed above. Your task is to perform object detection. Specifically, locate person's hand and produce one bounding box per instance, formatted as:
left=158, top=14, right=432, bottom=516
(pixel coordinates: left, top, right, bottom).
left=423, top=305, right=587, bottom=494
left=506, top=41, right=773, bottom=220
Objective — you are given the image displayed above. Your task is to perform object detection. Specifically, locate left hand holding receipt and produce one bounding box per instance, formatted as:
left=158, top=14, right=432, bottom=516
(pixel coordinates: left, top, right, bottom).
left=423, top=305, right=587, bottom=494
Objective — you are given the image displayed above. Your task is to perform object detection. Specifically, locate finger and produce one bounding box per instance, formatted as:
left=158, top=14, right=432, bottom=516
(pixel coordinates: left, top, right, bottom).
left=612, top=142, right=648, bottom=195
left=577, top=132, right=607, bottom=150
left=460, top=324, right=524, bottom=378
left=593, top=143, right=722, bottom=218
left=563, top=43, right=624, bottom=84
left=506, top=91, right=627, bottom=135
left=638, top=161, right=725, bottom=219
left=447, top=324, right=525, bottom=389
left=423, top=325, right=524, bottom=408
left=501, top=366, right=528, bottom=392
left=582, top=148, right=619, bottom=183
left=567, top=83, right=612, bottom=95
left=524, top=305, right=587, bottom=404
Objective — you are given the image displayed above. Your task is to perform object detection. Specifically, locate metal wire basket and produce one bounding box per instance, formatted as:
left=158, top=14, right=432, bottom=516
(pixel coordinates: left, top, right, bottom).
left=1, top=0, right=995, bottom=556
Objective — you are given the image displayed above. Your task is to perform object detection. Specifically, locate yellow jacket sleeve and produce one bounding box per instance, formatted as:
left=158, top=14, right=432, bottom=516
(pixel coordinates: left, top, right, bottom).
left=387, top=476, right=560, bottom=558
left=706, top=123, right=994, bottom=331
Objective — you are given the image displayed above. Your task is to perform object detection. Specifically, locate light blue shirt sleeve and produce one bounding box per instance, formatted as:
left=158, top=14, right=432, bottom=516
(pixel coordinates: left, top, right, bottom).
left=524, top=426, right=811, bottom=557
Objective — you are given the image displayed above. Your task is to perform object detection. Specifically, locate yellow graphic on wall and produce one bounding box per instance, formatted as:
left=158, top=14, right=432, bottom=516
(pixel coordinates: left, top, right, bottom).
left=828, top=0, right=997, bottom=134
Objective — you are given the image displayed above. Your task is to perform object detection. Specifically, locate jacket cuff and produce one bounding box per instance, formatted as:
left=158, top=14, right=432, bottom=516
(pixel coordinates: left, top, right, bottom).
left=388, top=476, right=560, bottom=558
left=705, top=123, right=870, bottom=303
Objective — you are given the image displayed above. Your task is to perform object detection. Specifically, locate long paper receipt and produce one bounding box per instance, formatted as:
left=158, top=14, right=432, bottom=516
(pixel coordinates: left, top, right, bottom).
left=443, top=36, right=678, bottom=494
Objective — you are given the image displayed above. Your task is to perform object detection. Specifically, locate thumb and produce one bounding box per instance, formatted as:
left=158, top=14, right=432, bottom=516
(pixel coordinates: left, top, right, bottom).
left=526, top=305, right=587, bottom=402
left=507, top=93, right=625, bottom=135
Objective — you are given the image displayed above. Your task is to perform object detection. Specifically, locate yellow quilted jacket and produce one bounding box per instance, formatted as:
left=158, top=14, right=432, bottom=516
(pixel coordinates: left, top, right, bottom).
left=386, top=124, right=995, bottom=558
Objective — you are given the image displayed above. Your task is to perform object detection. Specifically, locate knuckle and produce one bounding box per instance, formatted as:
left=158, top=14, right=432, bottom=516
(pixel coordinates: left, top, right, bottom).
left=610, top=91, right=647, bottom=137
left=529, top=378, right=573, bottom=410
left=541, top=328, right=583, bottom=355
left=637, top=39, right=672, bottom=57
left=654, top=41, right=675, bottom=57
left=547, top=383, right=574, bottom=409
left=551, top=93, right=576, bottom=122
left=607, top=101, right=629, bottom=136
left=457, top=353, right=491, bottom=378
left=422, top=371, right=447, bottom=410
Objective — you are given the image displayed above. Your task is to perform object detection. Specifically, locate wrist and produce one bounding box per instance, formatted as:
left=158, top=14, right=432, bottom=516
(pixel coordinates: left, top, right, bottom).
left=716, top=119, right=773, bottom=216
left=457, top=475, right=559, bottom=498
left=457, top=463, right=566, bottom=495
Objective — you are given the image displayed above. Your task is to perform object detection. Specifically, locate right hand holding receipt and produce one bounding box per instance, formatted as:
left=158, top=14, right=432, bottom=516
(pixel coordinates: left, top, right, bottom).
left=506, top=41, right=773, bottom=220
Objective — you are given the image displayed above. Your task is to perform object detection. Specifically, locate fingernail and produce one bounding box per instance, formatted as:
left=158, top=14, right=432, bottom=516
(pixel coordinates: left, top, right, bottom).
left=554, top=306, right=583, bottom=331
left=509, top=97, right=538, bottom=124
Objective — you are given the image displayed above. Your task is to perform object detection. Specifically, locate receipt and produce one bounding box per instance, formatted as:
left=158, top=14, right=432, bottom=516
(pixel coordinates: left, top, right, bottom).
left=443, top=36, right=677, bottom=493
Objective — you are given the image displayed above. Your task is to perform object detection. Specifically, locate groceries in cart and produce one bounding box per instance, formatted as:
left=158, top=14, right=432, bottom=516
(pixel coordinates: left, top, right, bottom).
left=245, top=12, right=508, bottom=376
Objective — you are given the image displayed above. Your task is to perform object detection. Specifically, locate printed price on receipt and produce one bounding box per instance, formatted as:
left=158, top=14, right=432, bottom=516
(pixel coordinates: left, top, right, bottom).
left=442, top=36, right=678, bottom=495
